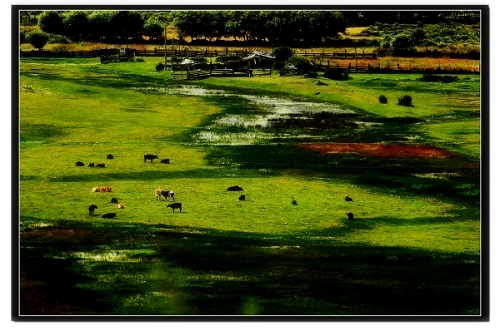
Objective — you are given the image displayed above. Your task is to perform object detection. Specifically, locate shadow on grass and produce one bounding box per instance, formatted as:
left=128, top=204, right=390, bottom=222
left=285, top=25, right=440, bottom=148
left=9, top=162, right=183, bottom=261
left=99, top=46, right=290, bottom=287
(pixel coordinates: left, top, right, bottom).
left=19, top=218, right=480, bottom=316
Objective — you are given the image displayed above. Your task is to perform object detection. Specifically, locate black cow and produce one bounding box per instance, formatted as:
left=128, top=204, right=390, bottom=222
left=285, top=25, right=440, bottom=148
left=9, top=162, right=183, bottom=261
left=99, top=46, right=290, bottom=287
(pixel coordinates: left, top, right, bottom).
left=76, top=161, right=84, bottom=166
left=167, top=202, right=182, bottom=213
left=238, top=195, right=246, bottom=201
left=346, top=212, right=354, bottom=220
left=96, top=163, right=105, bottom=168
left=110, top=198, right=118, bottom=204
left=345, top=196, right=353, bottom=202
left=107, top=154, right=114, bottom=159
left=144, top=154, right=158, bottom=163
left=102, top=212, right=117, bottom=219
left=160, top=158, right=170, bottom=164
left=88, top=204, right=98, bottom=216
left=161, top=190, right=175, bottom=201
left=88, top=162, right=95, bottom=167
left=227, top=185, right=244, bottom=192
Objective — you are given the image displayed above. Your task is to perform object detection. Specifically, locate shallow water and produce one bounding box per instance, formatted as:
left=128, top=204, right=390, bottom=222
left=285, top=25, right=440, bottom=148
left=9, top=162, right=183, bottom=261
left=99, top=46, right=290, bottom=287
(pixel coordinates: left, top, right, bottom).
left=135, top=84, right=358, bottom=145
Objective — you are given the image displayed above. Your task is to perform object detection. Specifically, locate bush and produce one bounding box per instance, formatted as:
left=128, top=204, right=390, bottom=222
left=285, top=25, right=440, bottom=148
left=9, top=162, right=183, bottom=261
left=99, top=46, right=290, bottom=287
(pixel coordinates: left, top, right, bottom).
left=48, top=34, right=70, bottom=44
left=272, top=46, right=293, bottom=62
left=289, top=55, right=313, bottom=74
left=304, top=72, right=319, bottom=78
left=27, top=30, right=49, bottom=50
left=379, top=95, right=388, bottom=104
left=398, top=95, right=413, bottom=106
left=155, top=62, right=165, bottom=71
left=192, top=55, right=207, bottom=64
left=420, top=74, right=458, bottom=83
left=272, top=61, right=285, bottom=70
left=323, top=68, right=349, bottom=80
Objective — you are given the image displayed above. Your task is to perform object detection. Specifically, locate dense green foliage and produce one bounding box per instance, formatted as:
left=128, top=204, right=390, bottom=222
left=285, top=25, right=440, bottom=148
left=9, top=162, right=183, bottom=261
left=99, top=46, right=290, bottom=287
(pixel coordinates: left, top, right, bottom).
left=26, top=30, right=49, bottom=50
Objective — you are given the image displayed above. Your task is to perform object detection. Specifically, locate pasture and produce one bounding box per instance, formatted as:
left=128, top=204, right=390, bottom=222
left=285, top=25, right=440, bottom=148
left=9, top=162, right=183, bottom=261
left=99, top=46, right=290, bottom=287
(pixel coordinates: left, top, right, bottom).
left=18, top=57, right=482, bottom=316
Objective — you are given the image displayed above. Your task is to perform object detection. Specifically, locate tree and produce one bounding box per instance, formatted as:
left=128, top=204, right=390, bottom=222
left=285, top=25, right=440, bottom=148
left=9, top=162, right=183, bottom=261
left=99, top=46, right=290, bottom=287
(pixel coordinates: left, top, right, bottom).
left=110, top=11, right=145, bottom=40
left=87, top=11, right=114, bottom=41
left=272, top=46, right=293, bottom=62
left=391, top=33, right=415, bottom=50
left=143, top=20, right=164, bottom=40
left=27, top=30, right=49, bottom=50
left=38, top=11, right=64, bottom=35
left=62, top=11, right=89, bottom=41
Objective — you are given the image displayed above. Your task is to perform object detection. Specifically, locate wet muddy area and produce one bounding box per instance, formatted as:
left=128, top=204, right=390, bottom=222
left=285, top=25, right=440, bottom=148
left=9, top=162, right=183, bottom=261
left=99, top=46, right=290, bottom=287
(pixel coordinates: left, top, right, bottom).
left=148, top=84, right=426, bottom=146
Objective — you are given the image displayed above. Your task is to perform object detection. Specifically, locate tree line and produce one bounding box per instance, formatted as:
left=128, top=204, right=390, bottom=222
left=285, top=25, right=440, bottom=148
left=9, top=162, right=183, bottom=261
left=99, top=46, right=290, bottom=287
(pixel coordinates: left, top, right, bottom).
left=21, top=10, right=481, bottom=50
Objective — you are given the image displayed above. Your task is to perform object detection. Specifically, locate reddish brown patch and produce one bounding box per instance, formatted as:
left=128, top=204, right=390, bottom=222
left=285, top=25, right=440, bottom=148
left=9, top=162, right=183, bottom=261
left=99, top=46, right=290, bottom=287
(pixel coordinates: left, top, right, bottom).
left=298, top=143, right=460, bottom=159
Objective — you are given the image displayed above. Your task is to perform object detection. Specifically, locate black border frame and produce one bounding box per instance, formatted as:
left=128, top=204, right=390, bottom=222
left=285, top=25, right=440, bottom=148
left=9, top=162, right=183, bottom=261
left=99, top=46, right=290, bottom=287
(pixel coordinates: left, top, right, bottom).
left=12, top=4, right=490, bottom=322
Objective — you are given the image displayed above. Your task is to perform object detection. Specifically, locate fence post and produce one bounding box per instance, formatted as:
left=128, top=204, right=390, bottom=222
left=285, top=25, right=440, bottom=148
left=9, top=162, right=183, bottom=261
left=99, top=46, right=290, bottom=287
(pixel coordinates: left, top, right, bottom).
left=368, top=63, right=371, bottom=71
left=356, top=63, right=358, bottom=72
left=348, top=63, right=351, bottom=72
left=345, top=49, right=347, bottom=59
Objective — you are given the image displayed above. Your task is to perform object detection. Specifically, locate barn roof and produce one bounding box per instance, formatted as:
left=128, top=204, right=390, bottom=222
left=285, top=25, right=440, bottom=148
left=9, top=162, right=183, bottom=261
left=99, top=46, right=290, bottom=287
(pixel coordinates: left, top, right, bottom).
left=241, top=50, right=275, bottom=61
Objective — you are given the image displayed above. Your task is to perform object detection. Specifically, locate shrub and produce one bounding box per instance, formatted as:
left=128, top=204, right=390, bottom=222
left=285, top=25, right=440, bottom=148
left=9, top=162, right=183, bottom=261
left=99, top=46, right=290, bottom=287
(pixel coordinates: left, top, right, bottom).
left=192, top=55, right=207, bottom=64
left=420, top=74, right=458, bottom=83
left=27, top=30, right=49, bottom=50
left=135, top=58, right=145, bottom=62
left=398, top=95, right=413, bottom=106
left=289, top=55, right=313, bottom=74
left=48, top=34, right=70, bottom=44
left=272, top=46, right=293, bottom=62
left=155, top=62, right=165, bottom=71
left=304, top=72, right=319, bottom=78
left=324, top=68, right=349, bottom=80
left=379, top=95, right=388, bottom=104
left=272, top=61, right=285, bottom=71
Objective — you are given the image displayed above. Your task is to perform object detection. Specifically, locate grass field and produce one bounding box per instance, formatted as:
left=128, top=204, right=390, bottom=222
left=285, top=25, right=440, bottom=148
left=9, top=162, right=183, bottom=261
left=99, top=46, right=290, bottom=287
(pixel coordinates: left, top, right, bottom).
left=18, top=57, right=482, bottom=316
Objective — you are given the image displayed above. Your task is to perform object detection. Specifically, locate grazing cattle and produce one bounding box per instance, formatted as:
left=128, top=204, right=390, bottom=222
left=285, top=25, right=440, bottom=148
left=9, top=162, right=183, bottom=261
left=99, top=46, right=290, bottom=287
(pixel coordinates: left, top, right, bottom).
left=144, top=154, right=158, bottom=163
left=291, top=196, right=298, bottom=205
left=110, top=198, right=118, bottom=204
left=102, top=212, right=117, bottom=219
left=101, top=186, right=112, bottom=193
left=155, top=188, right=175, bottom=201
left=344, top=196, right=353, bottom=202
left=107, top=154, right=114, bottom=159
left=76, top=161, right=84, bottom=166
left=88, top=162, right=95, bottom=167
left=227, top=185, right=244, bottom=192
left=238, top=195, right=246, bottom=201
left=88, top=204, right=98, bottom=216
left=346, top=212, right=354, bottom=220
left=167, top=202, right=182, bottom=213
left=92, top=187, right=101, bottom=192
left=96, top=163, right=105, bottom=168
left=117, top=203, right=125, bottom=209
left=160, top=159, right=170, bottom=164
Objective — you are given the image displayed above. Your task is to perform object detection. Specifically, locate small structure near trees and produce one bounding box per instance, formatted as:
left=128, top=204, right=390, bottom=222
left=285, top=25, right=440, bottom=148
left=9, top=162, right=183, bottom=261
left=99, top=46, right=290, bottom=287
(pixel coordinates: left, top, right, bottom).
left=100, top=48, right=137, bottom=64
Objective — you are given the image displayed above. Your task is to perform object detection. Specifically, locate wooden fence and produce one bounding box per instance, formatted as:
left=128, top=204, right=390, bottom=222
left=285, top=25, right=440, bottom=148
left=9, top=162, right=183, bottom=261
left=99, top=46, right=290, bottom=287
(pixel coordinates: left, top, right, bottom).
left=20, top=48, right=375, bottom=59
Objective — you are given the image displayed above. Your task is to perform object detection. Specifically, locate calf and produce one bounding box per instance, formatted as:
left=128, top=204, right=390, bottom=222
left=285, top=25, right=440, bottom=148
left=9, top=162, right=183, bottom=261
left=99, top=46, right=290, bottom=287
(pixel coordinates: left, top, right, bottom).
left=92, top=187, right=101, bottom=192
left=144, top=154, right=158, bottom=163
left=346, top=212, right=354, bottom=220
left=117, top=203, right=125, bottom=209
left=96, top=163, right=105, bottom=168
left=76, top=161, right=84, bottom=166
left=107, top=154, right=114, bottom=159
left=344, top=196, right=353, bottom=202
left=238, top=195, right=246, bottom=201
left=110, top=197, right=118, bottom=204
left=160, top=158, right=170, bottom=164
left=88, top=162, right=95, bottom=167
left=101, top=186, right=112, bottom=193
left=167, top=202, right=182, bottom=213
left=102, top=212, right=117, bottom=219
left=88, top=204, right=98, bottom=216
left=227, top=185, right=244, bottom=192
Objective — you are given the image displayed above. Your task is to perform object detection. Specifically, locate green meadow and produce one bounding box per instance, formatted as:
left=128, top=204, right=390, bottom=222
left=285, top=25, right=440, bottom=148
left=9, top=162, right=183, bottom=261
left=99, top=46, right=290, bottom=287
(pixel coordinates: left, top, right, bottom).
left=19, top=57, right=481, bottom=316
